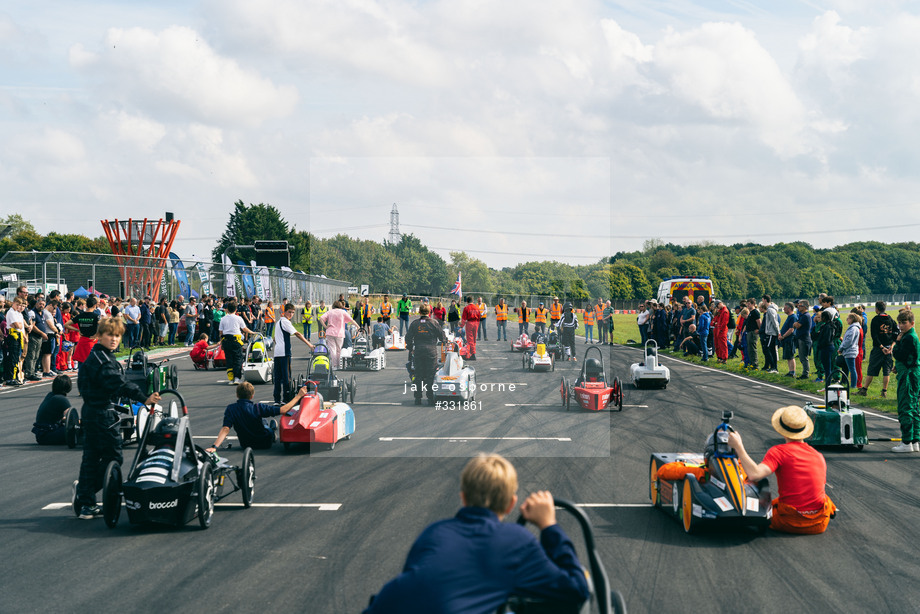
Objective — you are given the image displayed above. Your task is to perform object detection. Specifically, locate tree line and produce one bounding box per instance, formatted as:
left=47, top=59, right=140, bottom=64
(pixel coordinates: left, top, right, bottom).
left=5, top=206, right=920, bottom=300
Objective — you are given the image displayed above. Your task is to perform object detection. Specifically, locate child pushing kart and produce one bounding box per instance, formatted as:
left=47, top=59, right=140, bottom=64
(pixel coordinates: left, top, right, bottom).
left=73, top=317, right=160, bottom=519
left=207, top=381, right=309, bottom=452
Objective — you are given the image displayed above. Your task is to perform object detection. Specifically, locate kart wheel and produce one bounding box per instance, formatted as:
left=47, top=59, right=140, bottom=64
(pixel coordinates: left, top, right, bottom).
left=65, top=407, right=79, bottom=449
left=329, top=440, right=336, bottom=451
left=613, top=377, right=623, bottom=412
left=611, top=590, right=628, bottom=614
left=241, top=448, right=255, bottom=508
left=197, top=463, right=215, bottom=529
left=102, top=461, right=122, bottom=529
left=349, top=376, right=357, bottom=403
left=560, top=377, right=567, bottom=409
left=649, top=457, right=659, bottom=505
left=681, top=477, right=698, bottom=534
left=551, top=356, right=555, bottom=372
left=169, top=364, right=179, bottom=389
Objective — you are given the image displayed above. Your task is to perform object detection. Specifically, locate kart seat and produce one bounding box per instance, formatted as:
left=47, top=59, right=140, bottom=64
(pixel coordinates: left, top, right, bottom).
left=584, top=358, right=604, bottom=382
left=311, top=356, right=331, bottom=378
left=251, top=350, right=264, bottom=362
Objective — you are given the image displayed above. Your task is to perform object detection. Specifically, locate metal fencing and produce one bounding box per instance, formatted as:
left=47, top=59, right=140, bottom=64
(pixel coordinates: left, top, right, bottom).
left=0, top=251, right=350, bottom=303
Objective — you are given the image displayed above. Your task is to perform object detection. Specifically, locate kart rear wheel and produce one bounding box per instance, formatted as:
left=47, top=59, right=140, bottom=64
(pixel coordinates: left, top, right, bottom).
left=682, top=477, right=698, bottom=534
left=241, top=448, right=255, bottom=508
left=65, top=407, right=79, bottom=449
left=560, top=377, right=568, bottom=409
left=169, top=364, right=179, bottom=389
left=197, top=463, right=215, bottom=529
left=102, top=461, right=122, bottom=529
left=349, top=376, right=357, bottom=403
left=551, top=356, right=555, bottom=372
left=613, top=377, right=623, bottom=412
left=649, top=457, right=659, bottom=505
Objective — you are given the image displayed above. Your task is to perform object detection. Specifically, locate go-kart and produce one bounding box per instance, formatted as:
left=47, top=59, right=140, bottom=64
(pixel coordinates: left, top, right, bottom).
left=560, top=346, right=623, bottom=412
left=433, top=341, right=477, bottom=401
left=340, top=328, right=386, bottom=371
left=545, top=327, right=566, bottom=363
left=804, top=375, right=867, bottom=450
left=125, top=347, right=178, bottom=395
left=511, top=333, right=534, bottom=353
left=95, top=389, right=255, bottom=530
left=522, top=332, right=554, bottom=372
left=502, top=498, right=628, bottom=614
left=385, top=331, right=406, bottom=351
left=649, top=411, right=772, bottom=534
left=242, top=334, right=274, bottom=384
left=300, top=341, right=356, bottom=403
left=629, top=340, right=670, bottom=389
left=279, top=383, right=356, bottom=452
left=64, top=394, right=179, bottom=449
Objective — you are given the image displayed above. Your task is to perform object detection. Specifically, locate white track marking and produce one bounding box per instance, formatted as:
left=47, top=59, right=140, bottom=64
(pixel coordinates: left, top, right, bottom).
left=379, top=436, right=571, bottom=441
left=574, top=503, right=654, bottom=508
left=44, top=502, right=341, bottom=511
left=351, top=402, right=405, bottom=405
left=192, top=435, right=238, bottom=440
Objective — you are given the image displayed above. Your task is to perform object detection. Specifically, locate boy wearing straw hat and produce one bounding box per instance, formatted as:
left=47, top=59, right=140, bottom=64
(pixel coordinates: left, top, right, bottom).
left=727, top=405, right=836, bottom=534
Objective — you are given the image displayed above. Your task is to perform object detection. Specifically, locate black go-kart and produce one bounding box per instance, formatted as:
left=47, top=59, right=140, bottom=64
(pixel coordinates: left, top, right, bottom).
left=649, top=411, right=772, bottom=534
left=504, top=498, right=627, bottom=614
left=546, top=327, right=566, bottom=363
left=64, top=395, right=177, bottom=449
left=125, top=347, right=178, bottom=396
left=296, top=341, right=356, bottom=404
left=92, top=389, right=255, bottom=530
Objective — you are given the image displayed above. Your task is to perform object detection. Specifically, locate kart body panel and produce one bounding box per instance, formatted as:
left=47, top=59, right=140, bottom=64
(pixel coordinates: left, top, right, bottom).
left=511, top=333, right=534, bottom=352
left=804, top=383, right=867, bottom=448
left=280, top=392, right=355, bottom=447
left=434, top=343, right=476, bottom=400
left=242, top=335, right=274, bottom=384
left=524, top=341, right=554, bottom=372
left=630, top=340, right=670, bottom=388
left=385, top=332, right=406, bottom=351
left=340, top=332, right=387, bottom=371
left=650, top=452, right=772, bottom=533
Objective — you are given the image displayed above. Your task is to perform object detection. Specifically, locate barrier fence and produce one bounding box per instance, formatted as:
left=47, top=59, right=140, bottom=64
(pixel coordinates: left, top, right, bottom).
left=0, top=251, right=349, bottom=303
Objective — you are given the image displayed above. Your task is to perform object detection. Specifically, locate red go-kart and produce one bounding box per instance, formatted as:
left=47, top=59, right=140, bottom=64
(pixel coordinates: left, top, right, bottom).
left=561, top=346, right=623, bottom=411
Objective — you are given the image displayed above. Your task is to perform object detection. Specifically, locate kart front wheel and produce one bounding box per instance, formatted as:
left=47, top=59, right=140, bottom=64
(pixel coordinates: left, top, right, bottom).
left=613, top=377, right=623, bottom=412
left=102, top=461, right=123, bottom=529
left=682, top=476, right=698, bottom=534
left=65, top=407, right=80, bottom=449
left=169, top=364, right=179, bottom=389
left=241, top=448, right=255, bottom=508
left=649, top=457, right=659, bottom=505
left=197, top=463, right=215, bottom=529
left=349, top=376, right=357, bottom=403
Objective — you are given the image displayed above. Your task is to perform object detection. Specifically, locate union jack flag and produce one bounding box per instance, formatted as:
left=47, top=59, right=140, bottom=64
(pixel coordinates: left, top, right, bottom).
left=451, top=272, right=462, bottom=298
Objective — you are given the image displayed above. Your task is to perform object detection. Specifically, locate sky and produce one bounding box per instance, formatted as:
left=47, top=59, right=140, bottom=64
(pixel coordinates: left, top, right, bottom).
left=3, top=0, right=920, bottom=270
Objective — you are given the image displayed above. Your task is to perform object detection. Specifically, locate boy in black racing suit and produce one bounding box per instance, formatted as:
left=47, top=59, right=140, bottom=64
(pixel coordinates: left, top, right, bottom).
left=73, top=316, right=159, bottom=519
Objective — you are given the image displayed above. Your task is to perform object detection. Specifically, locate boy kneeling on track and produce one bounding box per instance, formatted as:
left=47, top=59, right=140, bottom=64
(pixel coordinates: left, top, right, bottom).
left=73, top=317, right=160, bottom=519
left=208, top=381, right=308, bottom=452
left=727, top=405, right=837, bottom=534
left=32, top=374, right=74, bottom=445
left=364, top=453, right=590, bottom=613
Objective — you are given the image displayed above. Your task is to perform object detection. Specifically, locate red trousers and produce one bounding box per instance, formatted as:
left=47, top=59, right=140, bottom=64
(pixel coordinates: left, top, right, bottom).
left=714, top=329, right=728, bottom=360
left=465, top=321, right=479, bottom=356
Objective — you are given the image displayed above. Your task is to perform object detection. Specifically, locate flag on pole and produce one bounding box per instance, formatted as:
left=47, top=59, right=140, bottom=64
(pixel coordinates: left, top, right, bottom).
left=451, top=272, right=462, bottom=298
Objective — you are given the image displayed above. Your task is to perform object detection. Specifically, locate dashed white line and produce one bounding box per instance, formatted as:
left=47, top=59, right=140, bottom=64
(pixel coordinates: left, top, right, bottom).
left=43, top=502, right=341, bottom=511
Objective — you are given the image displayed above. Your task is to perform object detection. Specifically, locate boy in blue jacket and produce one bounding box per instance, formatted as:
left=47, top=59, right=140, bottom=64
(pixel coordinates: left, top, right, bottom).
left=364, top=454, right=590, bottom=614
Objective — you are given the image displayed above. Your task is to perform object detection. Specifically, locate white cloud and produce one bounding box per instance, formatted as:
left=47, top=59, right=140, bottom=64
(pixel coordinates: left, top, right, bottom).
left=70, top=25, right=299, bottom=127
left=107, top=110, right=166, bottom=152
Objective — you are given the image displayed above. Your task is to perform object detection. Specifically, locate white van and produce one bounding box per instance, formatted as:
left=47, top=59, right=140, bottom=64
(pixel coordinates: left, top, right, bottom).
left=656, top=277, right=714, bottom=306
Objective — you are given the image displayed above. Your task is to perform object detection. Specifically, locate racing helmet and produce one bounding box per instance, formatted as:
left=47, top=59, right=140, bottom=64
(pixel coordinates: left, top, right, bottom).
left=251, top=349, right=264, bottom=362
left=312, top=342, right=329, bottom=356
left=584, top=357, right=603, bottom=378
left=130, top=351, right=147, bottom=371
left=148, top=417, right=180, bottom=447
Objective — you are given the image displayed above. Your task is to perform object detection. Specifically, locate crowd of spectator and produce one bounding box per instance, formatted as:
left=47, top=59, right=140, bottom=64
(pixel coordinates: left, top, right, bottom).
left=641, top=291, right=912, bottom=399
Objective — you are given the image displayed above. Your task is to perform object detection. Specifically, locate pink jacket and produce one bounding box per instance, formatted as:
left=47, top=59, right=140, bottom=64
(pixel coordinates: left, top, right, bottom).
left=319, top=308, right=356, bottom=338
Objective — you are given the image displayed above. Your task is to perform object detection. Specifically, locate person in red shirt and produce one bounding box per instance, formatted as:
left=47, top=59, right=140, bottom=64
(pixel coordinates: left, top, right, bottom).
left=459, top=296, right=481, bottom=361
left=727, top=405, right=836, bottom=534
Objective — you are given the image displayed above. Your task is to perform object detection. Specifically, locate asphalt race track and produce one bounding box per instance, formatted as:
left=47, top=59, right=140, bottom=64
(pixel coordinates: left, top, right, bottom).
left=2, top=333, right=919, bottom=613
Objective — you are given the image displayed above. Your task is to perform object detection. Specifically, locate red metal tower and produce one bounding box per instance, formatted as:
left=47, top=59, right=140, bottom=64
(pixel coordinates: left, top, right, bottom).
left=101, top=217, right=181, bottom=298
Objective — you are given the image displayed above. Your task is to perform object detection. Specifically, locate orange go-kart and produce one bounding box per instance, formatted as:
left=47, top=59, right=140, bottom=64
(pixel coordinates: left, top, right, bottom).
left=560, top=346, right=623, bottom=411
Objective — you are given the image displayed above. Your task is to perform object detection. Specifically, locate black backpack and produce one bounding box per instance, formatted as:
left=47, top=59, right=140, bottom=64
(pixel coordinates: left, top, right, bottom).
left=727, top=312, right=736, bottom=329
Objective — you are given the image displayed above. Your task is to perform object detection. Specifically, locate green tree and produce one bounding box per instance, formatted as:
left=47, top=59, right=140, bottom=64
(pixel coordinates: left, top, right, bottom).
left=212, top=201, right=292, bottom=263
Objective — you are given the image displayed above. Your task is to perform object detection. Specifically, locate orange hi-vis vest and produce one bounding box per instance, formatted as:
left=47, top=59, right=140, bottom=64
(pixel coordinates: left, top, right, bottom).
left=550, top=303, right=562, bottom=321
left=361, top=303, right=371, bottom=320
left=495, top=304, right=508, bottom=321
left=478, top=303, right=487, bottom=319
left=518, top=307, right=530, bottom=323
left=583, top=309, right=595, bottom=325
left=535, top=307, right=548, bottom=323
left=264, top=308, right=276, bottom=323
left=594, top=304, right=604, bottom=323
left=380, top=302, right=391, bottom=317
